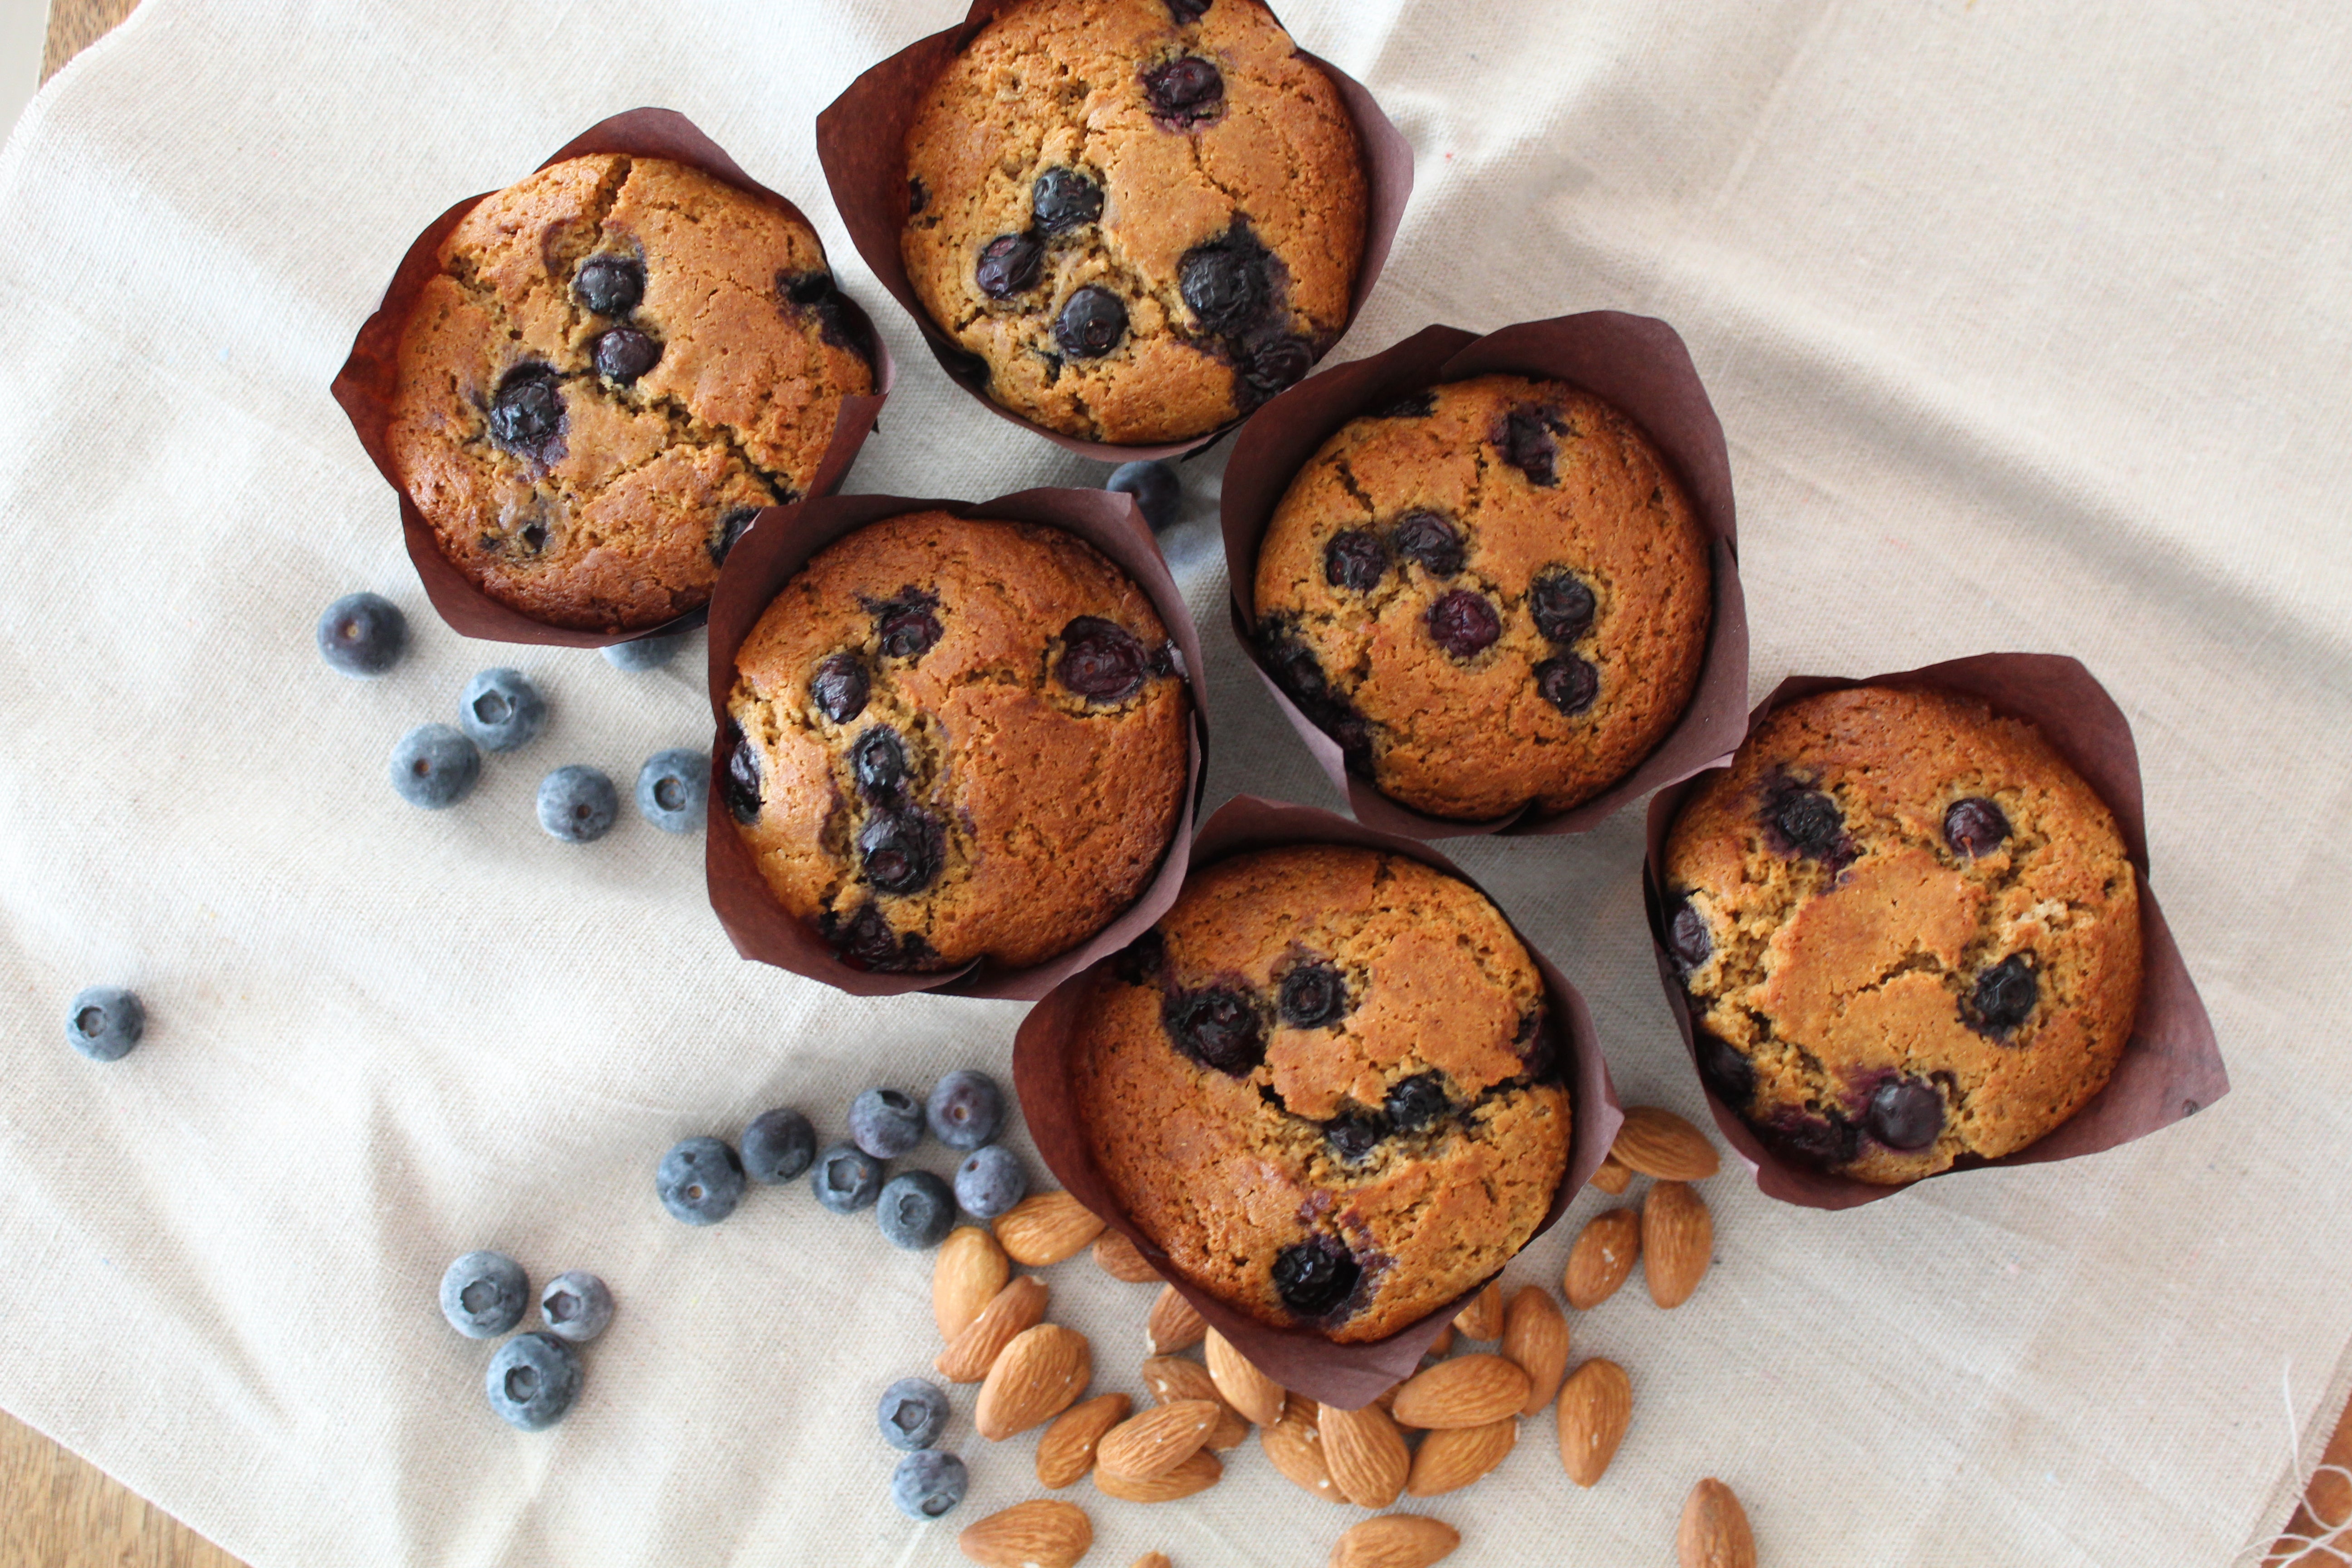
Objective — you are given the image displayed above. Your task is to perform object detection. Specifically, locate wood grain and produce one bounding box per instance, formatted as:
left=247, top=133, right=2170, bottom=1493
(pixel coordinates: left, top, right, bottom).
left=7, top=0, right=2351, bottom=1563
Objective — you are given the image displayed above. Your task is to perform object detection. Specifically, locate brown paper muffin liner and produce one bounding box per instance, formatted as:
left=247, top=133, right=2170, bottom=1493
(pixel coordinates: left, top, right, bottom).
left=1641, top=652, right=2226, bottom=1210
left=331, top=108, right=894, bottom=648
left=1013, top=794, right=1622, bottom=1409
left=1220, top=313, right=1752, bottom=837
left=813, top=0, right=1412, bottom=462
left=702, top=488, right=1208, bottom=1001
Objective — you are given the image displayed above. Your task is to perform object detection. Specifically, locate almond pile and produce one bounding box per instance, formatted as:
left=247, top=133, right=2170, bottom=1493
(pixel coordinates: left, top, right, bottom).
left=924, top=1105, right=1753, bottom=1567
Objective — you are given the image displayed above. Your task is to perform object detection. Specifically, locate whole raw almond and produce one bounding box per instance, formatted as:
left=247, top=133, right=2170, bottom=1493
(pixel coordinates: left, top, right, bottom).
left=1390, top=1352, right=1531, bottom=1430
left=1501, top=1286, right=1570, bottom=1415
left=1318, top=1400, right=1410, bottom=1509
left=975, top=1323, right=1092, bottom=1440
left=958, top=1498, right=1092, bottom=1568
left=1564, top=1207, right=1642, bottom=1310
left=1262, top=1393, right=1345, bottom=1504
left=1588, top=1153, right=1633, bottom=1194
left=1405, top=1416, right=1517, bottom=1496
left=1452, top=1279, right=1504, bottom=1340
left=1093, top=1446, right=1221, bottom=1503
left=1132, top=1556, right=1172, bottom=1568
left=937, top=1275, right=1050, bottom=1383
left=1556, top=1357, right=1632, bottom=1487
left=997, top=1192, right=1107, bottom=1267
left=1036, top=1392, right=1131, bottom=1489
left=1678, top=1477, right=1757, bottom=1568
left=1611, top=1107, right=1720, bottom=1181
left=1329, top=1514, right=1462, bottom=1568
left=1145, top=1284, right=1207, bottom=1355
left=1204, top=1330, right=1287, bottom=1427
left=1096, top=1399, right=1220, bottom=1480
left=1424, top=1323, right=1455, bottom=1358
left=935, top=1226, right=1012, bottom=1343
left=1642, top=1181, right=1713, bottom=1309
left=1140, top=1355, right=1250, bottom=1449
left=1093, top=1229, right=1161, bottom=1283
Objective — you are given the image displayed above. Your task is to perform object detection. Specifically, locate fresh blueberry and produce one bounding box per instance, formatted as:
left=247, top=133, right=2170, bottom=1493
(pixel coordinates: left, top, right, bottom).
left=1945, top=797, right=2011, bottom=858
left=1426, top=589, right=1501, bottom=658
left=741, top=1107, right=817, bottom=1184
left=636, top=748, right=709, bottom=834
left=849, top=1088, right=924, bottom=1159
left=812, top=1142, right=883, bottom=1213
left=1391, top=510, right=1464, bottom=578
left=458, top=668, right=546, bottom=753
left=316, top=592, right=406, bottom=678
left=876, top=1171, right=956, bottom=1249
left=889, top=1449, right=968, bottom=1520
left=603, top=632, right=688, bottom=671
left=389, top=724, right=480, bottom=809
left=1536, top=655, right=1600, bottom=715
left=953, top=1145, right=1028, bottom=1219
left=1323, top=529, right=1386, bottom=593
left=538, top=1270, right=613, bottom=1343
left=1271, top=1237, right=1360, bottom=1317
left=439, top=1250, right=528, bottom=1339
left=573, top=255, right=644, bottom=317
left=926, top=1071, right=1004, bottom=1151
left=1054, top=617, right=1151, bottom=704
left=485, top=1332, right=583, bottom=1432
left=1054, top=286, right=1128, bottom=359
left=1107, top=460, right=1181, bottom=531
left=65, top=986, right=144, bottom=1062
left=656, top=1136, right=746, bottom=1225
left=1162, top=986, right=1265, bottom=1075
left=592, top=326, right=662, bottom=384
left=878, top=1378, right=951, bottom=1451
left=1031, top=167, right=1103, bottom=234
left=975, top=233, right=1044, bottom=299
left=537, top=765, right=619, bottom=843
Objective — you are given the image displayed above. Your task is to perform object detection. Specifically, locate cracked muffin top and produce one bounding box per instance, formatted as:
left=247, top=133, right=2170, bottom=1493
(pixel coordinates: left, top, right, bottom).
left=1661, top=686, right=2144, bottom=1185
left=1071, top=844, right=1570, bottom=1343
left=388, top=154, right=876, bottom=633
left=900, top=0, right=1366, bottom=444
left=1253, top=374, right=1712, bottom=821
left=724, top=510, right=1191, bottom=975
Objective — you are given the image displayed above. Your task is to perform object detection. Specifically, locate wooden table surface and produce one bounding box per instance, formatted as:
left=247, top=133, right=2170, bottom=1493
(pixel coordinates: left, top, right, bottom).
left=2, top=0, right=2346, bottom=1563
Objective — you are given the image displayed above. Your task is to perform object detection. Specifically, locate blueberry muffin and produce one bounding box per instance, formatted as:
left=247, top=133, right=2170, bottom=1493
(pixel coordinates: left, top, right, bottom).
left=901, top=0, right=1366, bottom=444
left=1252, top=375, right=1711, bottom=821
left=388, top=155, right=875, bottom=632
left=1661, top=686, right=2143, bottom=1185
left=1071, top=844, right=1570, bottom=1342
left=725, top=511, right=1191, bottom=972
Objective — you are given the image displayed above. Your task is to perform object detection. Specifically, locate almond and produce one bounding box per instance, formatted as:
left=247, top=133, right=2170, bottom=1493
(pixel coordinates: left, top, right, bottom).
left=1555, top=1357, right=1632, bottom=1487
left=1678, top=1477, right=1756, bottom=1568
left=996, top=1192, right=1107, bottom=1266
left=1132, top=1556, right=1173, bottom=1568
left=975, top=1323, right=1092, bottom=1440
left=1035, top=1392, right=1130, bottom=1489
left=1588, top=1152, right=1633, bottom=1194
left=1204, top=1329, right=1287, bottom=1427
left=1329, top=1514, right=1462, bottom=1568
left=1092, top=1447, right=1221, bottom=1503
left=1140, top=1355, right=1250, bottom=1449
left=1500, top=1286, right=1570, bottom=1414
left=1611, top=1107, right=1720, bottom=1181
left=1451, top=1279, right=1504, bottom=1340
left=1563, top=1207, right=1641, bottom=1309
left=1405, top=1415, right=1517, bottom=1496
left=935, top=1226, right=1012, bottom=1343
left=1389, top=1352, right=1531, bottom=1430
left=1424, top=1323, right=1455, bottom=1358
left=1145, top=1284, right=1207, bottom=1355
left=1096, top=1400, right=1220, bottom=1480
left=958, top=1498, right=1092, bottom=1568
left=1642, top=1180, right=1712, bottom=1308
left=1261, top=1393, right=1346, bottom=1504
left=1092, top=1229, right=1161, bottom=1283
left=1318, top=1400, right=1410, bottom=1509
left=937, top=1275, right=1050, bottom=1383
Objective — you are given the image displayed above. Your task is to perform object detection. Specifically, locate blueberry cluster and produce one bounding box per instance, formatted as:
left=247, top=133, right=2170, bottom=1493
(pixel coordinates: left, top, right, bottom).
left=437, top=1250, right=612, bottom=1431
left=970, top=162, right=1124, bottom=367
left=653, top=1070, right=1028, bottom=1249
left=318, top=590, right=712, bottom=839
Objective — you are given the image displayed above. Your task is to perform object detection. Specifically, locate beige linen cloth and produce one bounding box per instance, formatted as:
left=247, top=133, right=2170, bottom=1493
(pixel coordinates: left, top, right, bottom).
left=2, top=1, right=2347, bottom=1563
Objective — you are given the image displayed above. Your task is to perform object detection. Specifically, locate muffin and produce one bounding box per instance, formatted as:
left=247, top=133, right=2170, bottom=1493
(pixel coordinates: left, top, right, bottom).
left=1253, top=374, right=1712, bottom=821
left=1661, top=686, right=2144, bottom=1185
left=1071, top=844, right=1570, bottom=1343
left=387, top=154, right=876, bottom=632
left=900, top=0, right=1366, bottom=444
left=725, top=510, right=1191, bottom=973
